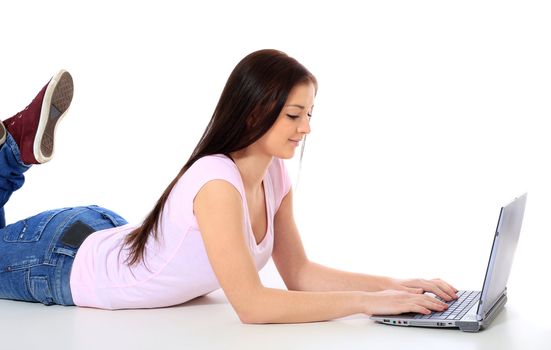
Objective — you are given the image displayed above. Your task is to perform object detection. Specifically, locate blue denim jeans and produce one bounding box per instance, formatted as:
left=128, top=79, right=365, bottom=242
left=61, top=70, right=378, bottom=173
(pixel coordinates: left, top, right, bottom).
left=0, top=133, right=128, bottom=305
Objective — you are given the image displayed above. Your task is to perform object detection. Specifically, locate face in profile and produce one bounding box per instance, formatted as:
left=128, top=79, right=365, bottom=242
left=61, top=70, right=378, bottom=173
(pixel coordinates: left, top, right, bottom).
left=255, top=82, right=316, bottom=159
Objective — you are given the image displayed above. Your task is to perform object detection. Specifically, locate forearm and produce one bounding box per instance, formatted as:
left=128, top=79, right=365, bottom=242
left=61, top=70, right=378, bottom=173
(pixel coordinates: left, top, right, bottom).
left=292, top=261, right=391, bottom=292
left=243, top=287, right=365, bottom=324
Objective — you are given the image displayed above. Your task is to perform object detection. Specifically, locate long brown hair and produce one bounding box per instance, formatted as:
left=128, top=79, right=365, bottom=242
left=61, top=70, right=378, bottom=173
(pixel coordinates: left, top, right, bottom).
left=124, top=49, right=318, bottom=265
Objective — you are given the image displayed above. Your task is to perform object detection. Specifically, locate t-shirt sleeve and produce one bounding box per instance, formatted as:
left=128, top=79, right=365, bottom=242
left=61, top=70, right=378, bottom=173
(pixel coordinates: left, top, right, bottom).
left=179, top=155, right=245, bottom=228
left=269, top=157, right=292, bottom=211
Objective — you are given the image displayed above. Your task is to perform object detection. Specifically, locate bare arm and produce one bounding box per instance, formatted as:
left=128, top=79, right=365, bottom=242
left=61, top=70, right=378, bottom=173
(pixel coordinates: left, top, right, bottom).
left=292, top=262, right=390, bottom=292
left=194, top=180, right=365, bottom=323
left=294, top=262, right=458, bottom=301
left=272, top=189, right=458, bottom=302
left=194, top=180, right=447, bottom=324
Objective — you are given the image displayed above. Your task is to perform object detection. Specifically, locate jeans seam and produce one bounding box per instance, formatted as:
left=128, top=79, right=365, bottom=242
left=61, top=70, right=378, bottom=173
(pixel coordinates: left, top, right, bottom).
left=24, top=268, right=32, bottom=301
left=54, top=255, right=63, bottom=305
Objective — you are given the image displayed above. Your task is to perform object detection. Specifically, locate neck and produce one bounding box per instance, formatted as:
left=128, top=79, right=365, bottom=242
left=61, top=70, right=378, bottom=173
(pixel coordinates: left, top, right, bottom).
left=229, top=148, right=273, bottom=194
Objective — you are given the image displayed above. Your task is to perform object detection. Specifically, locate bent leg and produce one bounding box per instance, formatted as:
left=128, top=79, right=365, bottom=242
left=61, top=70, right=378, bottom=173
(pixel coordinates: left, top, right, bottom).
left=1, top=70, right=73, bottom=228
left=0, top=133, right=30, bottom=228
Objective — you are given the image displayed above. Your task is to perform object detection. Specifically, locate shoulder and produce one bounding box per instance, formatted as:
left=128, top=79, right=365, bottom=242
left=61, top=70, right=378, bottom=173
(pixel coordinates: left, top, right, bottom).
left=194, top=178, right=243, bottom=211
left=188, top=154, right=237, bottom=175
left=184, top=154, right=245, bottom=200
left=187, top=154, right=240, bottom=182
left=192, top=157, right=245, bottom=224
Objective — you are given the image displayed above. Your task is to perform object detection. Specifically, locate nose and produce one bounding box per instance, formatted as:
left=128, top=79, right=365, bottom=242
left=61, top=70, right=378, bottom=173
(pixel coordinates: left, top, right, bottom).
left=297, top=116, right=311, bottom=135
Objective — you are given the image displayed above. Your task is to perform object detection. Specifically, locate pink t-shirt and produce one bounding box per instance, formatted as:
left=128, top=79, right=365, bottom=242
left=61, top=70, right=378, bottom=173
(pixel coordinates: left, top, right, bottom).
left=69, top=154, right=291, bottom=309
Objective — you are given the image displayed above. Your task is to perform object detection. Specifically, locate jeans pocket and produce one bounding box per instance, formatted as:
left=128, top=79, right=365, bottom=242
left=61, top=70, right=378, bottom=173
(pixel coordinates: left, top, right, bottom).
left=29, top=275, right=55, bottom=305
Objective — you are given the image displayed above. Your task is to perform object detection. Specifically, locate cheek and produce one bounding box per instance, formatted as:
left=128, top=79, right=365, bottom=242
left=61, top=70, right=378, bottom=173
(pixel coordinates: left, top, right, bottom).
left=271, top=128, right=291, bottom=144
left=258, top=132, right=286, bottom=153
left=263, top=134, right=282, bottom=149
left=264, top=125, right=287, bottom=142
left=258, top=119, right=295, bottom=150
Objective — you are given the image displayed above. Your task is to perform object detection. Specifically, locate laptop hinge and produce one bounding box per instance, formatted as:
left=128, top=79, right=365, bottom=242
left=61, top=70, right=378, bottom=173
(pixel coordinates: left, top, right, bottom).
left=479, top=290, right=508, bottom=323
left=477, top=287, right=507, bottom=320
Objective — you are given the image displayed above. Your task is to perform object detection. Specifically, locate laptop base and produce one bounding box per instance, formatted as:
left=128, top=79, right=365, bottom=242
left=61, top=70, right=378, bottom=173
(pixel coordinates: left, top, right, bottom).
left=371, top=292, right=508, bottom=332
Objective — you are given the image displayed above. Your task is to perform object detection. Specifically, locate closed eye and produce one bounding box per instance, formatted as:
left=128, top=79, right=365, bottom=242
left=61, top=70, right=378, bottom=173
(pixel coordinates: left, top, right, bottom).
left=287, top=114, right=313, bottom=120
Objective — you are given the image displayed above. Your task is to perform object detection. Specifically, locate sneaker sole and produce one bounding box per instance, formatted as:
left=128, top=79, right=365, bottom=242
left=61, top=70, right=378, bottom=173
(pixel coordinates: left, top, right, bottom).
left=34, top=70, right=74, bottom=163
left=0, top=121, right=5, bottom=145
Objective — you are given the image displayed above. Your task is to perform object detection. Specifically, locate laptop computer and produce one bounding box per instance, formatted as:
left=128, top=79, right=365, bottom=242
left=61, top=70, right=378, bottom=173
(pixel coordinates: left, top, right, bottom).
left=370, top=193, right=527, bottom=332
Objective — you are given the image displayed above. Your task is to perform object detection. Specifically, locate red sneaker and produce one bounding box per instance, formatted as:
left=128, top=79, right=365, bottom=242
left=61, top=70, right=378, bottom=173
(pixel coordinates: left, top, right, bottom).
left=4, top=70, right=73, bottom=164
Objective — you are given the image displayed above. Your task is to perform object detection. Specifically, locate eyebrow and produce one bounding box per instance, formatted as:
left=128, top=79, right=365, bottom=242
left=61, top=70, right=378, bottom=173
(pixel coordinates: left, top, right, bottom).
left=286, top=104, right=314, bottom=110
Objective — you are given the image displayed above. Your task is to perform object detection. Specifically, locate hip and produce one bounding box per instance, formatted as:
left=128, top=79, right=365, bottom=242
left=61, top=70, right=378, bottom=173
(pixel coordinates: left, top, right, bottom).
left=0, top=205, right=127, bottom=306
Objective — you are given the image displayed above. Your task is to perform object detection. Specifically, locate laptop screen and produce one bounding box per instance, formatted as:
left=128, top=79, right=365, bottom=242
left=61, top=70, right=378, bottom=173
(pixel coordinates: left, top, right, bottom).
left=477, top=193, right=527, bottom=319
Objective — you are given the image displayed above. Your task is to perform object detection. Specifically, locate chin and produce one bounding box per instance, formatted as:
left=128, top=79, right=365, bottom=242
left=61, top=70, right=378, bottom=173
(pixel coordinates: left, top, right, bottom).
left=280, top=154, right=294, bottom=160
left=269, top=149, right=294, bottom=160
left=279, top=149, right=296, bottom=160
left=268, top=143, right=297, bottom=159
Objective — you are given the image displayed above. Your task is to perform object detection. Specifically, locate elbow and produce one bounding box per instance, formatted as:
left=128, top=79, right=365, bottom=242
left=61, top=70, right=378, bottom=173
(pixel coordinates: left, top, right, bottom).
left=237, top=310, right=269, bottom=324
left=236, top=303, right=271, bottom=324
left=238, top=313, right=261, bottom=325
left=231, top=285, right=279, bottom=324
left=234, top=293, right=270, bottom=324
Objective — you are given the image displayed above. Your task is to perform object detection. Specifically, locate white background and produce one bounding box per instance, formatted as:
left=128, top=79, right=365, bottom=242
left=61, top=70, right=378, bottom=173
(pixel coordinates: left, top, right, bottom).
left=1, top=0, right=549, bottom=318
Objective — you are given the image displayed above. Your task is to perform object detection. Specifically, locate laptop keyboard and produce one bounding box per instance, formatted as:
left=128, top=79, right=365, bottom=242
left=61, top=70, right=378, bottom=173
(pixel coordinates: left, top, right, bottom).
left=414, top=290, right=481, bottom=320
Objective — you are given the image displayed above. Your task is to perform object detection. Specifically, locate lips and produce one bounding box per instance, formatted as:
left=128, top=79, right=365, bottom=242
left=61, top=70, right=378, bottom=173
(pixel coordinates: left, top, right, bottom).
left=289, top=139, right=301, bottom=147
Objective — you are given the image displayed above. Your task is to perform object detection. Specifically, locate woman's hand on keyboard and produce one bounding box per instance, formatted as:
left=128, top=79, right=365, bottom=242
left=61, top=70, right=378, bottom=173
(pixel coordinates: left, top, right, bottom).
left=383, top=277, right=459, bottom=301
left=363, top=289, right=449, bottom=316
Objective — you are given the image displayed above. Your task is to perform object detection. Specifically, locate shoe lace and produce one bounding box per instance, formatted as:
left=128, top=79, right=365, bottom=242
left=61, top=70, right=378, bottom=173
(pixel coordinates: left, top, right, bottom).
left=8, top=100, right=34, bottom=127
